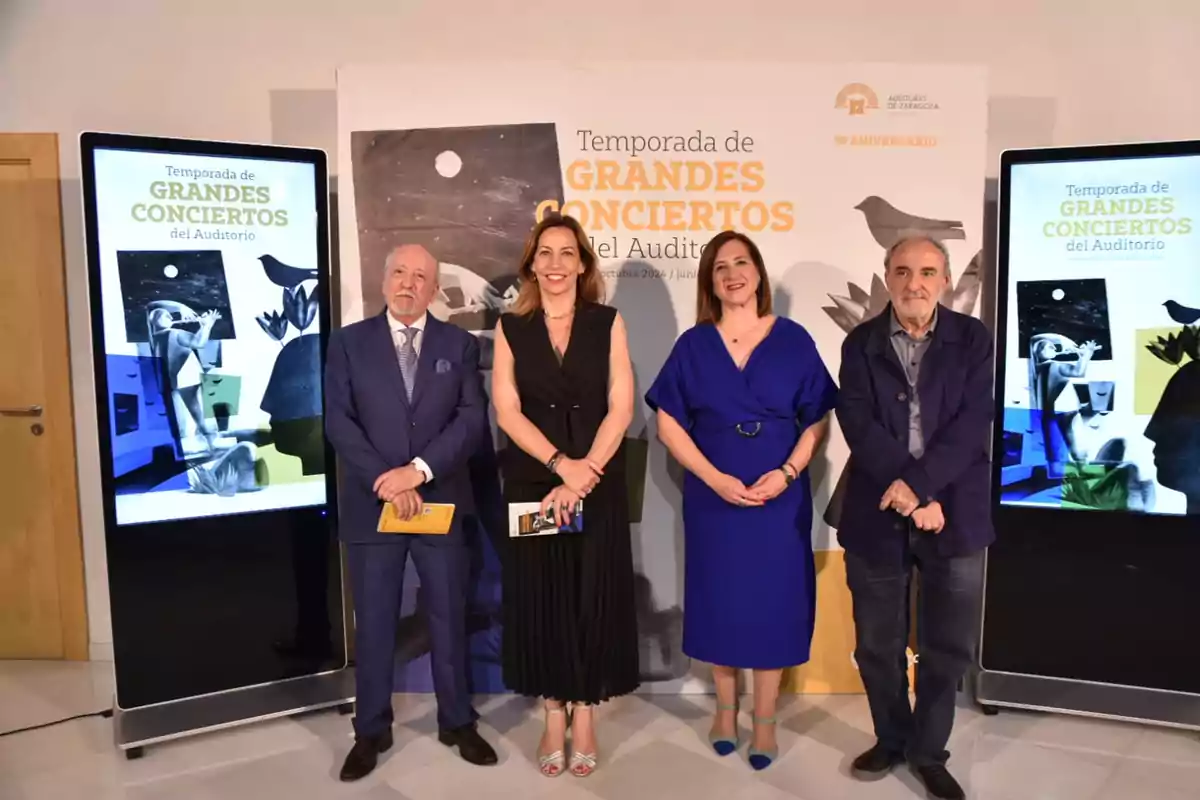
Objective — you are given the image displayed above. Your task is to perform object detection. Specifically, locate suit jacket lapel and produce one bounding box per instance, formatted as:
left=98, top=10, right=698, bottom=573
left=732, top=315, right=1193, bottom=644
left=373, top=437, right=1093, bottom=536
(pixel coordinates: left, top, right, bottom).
left=865, top=307, right=906, bottom=383
left=410, top=315, right=441, bottom=411
left=373, top=312, right=411, bottom=411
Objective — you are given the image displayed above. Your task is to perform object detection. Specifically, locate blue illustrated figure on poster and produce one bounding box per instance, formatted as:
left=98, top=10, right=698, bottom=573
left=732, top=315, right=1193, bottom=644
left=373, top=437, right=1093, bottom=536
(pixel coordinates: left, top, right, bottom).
left=109, top=250, right=243, bottom=497
left=1028, top=332, right=1101, bottom=478
left=146, top=301, right=224, bottom=455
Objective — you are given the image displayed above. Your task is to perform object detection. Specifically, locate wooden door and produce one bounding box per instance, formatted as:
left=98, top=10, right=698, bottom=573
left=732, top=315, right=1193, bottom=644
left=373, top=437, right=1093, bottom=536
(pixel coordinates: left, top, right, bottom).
left=0, top=134, right=88, bottom=659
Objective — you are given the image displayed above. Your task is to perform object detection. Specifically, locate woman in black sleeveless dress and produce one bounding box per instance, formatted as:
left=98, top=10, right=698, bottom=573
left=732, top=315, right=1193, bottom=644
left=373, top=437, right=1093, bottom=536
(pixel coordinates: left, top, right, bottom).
left=492, top=213, right=639, bottom=778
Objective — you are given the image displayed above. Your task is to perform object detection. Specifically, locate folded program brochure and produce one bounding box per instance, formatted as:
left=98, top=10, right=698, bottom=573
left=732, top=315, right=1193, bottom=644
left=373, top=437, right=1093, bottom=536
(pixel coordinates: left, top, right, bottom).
left=508, top=501, right=583, bottom=537
left=378, top=502, right=454, bottom=534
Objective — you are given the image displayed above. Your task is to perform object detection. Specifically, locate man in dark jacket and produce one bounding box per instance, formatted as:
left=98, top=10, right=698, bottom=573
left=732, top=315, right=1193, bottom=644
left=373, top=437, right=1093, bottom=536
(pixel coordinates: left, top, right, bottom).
left=836, top=235, right=994, bottom=800
left=325, top=244, right=498, bottom=780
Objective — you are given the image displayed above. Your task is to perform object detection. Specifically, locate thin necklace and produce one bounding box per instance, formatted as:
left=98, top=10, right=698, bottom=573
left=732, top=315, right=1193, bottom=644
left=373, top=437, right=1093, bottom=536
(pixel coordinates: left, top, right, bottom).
left=723, top=320, right=757, bottom=344
left=544, top=307, right=575, bottom=320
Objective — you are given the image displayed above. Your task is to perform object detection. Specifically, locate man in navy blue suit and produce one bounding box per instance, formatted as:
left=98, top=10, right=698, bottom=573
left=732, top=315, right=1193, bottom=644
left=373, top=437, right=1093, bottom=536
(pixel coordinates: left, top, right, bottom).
left=325, top=244, right=497, bottom=781
left=836, top=236, right=994, bottom=800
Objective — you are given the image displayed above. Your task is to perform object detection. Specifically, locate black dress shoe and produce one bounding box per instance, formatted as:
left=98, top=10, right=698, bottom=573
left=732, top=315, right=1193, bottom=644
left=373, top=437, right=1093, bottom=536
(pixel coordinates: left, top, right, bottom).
left=851, top=744, right=905, bottom=780
left=438, top=724, right=498, bottom=766
left=339, top=729, right=394, bottom=782
left=914, top=764, right=966, bottom=800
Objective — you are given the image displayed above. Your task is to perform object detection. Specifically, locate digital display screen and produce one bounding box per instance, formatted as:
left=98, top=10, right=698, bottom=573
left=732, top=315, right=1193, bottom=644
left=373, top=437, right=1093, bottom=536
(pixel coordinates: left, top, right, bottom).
left=87, top=146, right=328, bottom=525
left=998, top=152, right=1200, bottom=516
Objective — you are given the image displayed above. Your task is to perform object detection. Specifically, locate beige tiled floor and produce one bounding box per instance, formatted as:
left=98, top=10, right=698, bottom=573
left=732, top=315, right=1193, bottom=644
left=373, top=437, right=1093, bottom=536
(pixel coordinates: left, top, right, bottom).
left=2, top=661, right=1199, bottom=799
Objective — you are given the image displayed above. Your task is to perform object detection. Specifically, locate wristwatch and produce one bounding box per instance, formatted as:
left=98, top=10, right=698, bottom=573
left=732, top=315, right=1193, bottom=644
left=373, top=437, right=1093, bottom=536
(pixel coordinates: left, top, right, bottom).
left=780, top=463, right=797, bottom=485
left=546, top=450, right=565, bottom=474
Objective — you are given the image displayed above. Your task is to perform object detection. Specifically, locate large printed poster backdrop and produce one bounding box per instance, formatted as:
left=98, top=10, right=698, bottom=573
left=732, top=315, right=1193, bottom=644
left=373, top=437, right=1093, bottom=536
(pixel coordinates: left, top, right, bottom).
left=93, top=149, right=327, bottom=526
left=337, top=63, right=987, bottom=694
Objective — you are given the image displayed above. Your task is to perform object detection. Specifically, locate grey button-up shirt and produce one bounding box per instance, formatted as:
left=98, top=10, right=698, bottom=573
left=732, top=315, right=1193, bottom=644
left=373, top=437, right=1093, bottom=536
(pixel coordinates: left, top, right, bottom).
left=889, top=308, right=938, bottom=458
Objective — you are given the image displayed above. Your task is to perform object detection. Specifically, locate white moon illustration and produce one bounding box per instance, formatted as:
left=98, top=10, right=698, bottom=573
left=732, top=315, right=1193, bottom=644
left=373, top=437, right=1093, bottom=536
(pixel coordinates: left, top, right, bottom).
left=435, top=150, right=463, bottom=178
left=1052, top=288, right=1065, bottom=301
left=163, top=264, right=179, bottom=278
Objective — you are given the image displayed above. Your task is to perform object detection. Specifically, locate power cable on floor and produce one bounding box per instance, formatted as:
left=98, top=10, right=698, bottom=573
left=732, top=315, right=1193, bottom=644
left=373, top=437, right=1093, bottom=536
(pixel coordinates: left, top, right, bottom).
left=0, top=708, right=113, bottom=737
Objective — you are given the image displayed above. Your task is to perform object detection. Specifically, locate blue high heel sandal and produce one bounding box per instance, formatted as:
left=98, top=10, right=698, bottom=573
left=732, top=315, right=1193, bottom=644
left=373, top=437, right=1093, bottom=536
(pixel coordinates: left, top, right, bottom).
left=748, top=714, right=778, bottom=770
left=708, top=702, right=739, bottom=756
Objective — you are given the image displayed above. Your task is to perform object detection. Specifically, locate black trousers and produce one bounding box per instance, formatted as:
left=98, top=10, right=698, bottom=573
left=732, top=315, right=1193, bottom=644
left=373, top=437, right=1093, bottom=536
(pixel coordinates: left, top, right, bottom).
left=845, top=530, right=984, bottom=766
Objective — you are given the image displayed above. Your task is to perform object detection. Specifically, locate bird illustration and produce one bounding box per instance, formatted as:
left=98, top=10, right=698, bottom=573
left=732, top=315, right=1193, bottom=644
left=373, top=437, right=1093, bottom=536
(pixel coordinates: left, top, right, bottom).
left=854, top=196, right=966, bottom=249
left=258, top=255, right=319, bottom=289
left=1163, top=300, right=1200, bottom=325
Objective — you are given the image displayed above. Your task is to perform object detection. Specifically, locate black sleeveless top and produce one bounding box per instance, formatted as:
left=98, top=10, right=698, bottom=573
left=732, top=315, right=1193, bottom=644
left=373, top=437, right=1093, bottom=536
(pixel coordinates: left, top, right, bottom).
left=499, top=302, right=623, bottom=486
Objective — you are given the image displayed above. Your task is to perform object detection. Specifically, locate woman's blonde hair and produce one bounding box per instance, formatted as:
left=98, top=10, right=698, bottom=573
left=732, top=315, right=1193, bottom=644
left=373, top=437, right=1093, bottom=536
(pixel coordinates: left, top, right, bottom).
left=511, top=212, right=605, bottom=316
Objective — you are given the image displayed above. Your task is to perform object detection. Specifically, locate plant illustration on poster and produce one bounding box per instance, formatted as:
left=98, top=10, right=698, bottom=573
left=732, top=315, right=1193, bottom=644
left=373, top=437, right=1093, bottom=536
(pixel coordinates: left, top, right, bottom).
left=93, top=147, right=328, bottom=526
left=337, top=62, right=989, bottom=695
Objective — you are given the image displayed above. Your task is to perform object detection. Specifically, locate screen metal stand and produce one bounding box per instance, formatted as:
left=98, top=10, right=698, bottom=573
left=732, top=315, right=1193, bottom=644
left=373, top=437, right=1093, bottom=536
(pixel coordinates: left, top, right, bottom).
left=113, top=668, right=355, bottom=757
left=976, top=669, right=1200, bottom=732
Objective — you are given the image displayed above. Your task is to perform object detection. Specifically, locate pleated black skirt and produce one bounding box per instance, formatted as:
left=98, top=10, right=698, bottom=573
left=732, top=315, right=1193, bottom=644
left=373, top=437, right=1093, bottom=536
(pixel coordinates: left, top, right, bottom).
left=500, top=473, right=640, bottom=704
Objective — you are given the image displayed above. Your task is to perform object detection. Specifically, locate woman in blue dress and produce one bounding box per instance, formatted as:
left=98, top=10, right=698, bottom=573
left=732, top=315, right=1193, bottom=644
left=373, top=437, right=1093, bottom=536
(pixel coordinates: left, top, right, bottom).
left=646, top=230, right=837, bottom=770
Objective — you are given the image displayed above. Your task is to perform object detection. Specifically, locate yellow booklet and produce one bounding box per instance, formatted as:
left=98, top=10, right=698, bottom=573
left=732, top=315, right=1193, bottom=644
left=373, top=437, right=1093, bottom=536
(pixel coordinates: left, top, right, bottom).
left=377, top=502, right=455, bottom=534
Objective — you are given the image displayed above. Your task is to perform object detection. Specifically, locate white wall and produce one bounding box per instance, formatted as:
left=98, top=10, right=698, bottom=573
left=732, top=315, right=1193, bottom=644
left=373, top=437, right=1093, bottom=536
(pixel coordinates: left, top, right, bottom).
left=2, top=0, right=1197, bottom=657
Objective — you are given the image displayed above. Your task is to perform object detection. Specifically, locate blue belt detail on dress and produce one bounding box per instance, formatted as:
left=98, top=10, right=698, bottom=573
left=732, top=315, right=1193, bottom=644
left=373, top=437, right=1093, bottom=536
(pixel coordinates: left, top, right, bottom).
left=736, top=421, right=762, bottom=437
left=694, top=417, right=795, bottom=436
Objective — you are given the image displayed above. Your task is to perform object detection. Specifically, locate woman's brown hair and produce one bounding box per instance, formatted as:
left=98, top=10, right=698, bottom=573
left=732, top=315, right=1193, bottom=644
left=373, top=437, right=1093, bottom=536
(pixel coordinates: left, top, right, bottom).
left=695, top=230, right=772, bottom=324
left=511, top=213, right=605, bottom=316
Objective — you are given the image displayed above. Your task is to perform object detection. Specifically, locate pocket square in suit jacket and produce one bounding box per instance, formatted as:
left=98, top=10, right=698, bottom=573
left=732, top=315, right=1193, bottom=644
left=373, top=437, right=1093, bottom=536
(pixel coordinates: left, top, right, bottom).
left=435, top=358, right=452, bottom=374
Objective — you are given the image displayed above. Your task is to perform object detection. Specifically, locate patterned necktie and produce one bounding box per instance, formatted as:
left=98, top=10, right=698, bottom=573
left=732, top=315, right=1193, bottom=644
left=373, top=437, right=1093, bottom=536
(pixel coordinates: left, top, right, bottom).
left=397, top=327, right=418, bottom=401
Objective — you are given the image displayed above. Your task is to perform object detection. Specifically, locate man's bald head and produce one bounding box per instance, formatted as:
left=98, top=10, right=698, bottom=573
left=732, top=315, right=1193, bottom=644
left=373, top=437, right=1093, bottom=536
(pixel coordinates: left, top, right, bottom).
left=382, top=243, right=440, bottom=323
left=385, top=243, right=439, bottom=277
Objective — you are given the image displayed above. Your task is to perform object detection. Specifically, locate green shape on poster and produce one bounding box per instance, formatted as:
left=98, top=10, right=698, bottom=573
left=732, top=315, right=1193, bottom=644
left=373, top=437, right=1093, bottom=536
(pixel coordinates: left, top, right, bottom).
left=201, top=372, right=242, bottom=421
left=256, top=443, right=305, bottom=485
left=255, top=457, right=270, bottom=487
left=1061, top=463, right=1129, bottom=511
